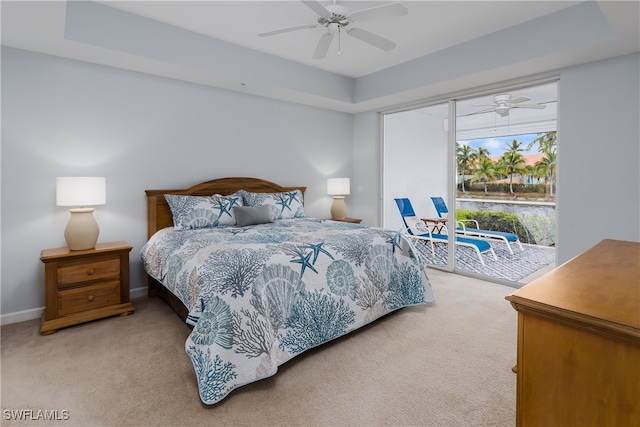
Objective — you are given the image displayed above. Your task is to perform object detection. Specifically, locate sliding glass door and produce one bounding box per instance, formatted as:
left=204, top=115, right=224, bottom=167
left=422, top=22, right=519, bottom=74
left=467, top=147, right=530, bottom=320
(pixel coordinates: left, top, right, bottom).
left=382, top=81, right=558, bottom=284
left=453, top=82, right=557, bottom=283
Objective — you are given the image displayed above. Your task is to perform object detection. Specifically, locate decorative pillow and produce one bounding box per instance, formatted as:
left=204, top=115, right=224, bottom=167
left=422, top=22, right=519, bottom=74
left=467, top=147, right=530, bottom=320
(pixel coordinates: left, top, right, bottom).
left=210, top=193, right=243, bottom=225
left=165, top=193, right=243, bottom=230
left=239, top=189, right=306, bottom=220
left=233, top=205, right=274, bottom=227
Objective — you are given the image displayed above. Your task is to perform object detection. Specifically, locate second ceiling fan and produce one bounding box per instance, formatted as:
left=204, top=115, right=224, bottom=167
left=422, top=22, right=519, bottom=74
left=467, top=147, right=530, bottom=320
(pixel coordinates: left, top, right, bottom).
left=258, top=1, right=408, bottom=59
left=473, top=94, right=547, bottom=117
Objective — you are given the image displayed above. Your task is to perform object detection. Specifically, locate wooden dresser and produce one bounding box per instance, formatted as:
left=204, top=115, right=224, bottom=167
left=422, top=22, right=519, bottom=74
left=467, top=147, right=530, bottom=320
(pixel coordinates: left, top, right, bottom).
left=506, top=239, right=639, bottom=427
left=40, top=241, right=135, bottom=334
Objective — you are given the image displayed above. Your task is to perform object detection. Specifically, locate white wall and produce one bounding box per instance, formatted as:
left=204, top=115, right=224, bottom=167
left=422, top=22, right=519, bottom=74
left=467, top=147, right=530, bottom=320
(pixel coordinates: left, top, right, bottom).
left=382, top=107, right=449, bottom=233
left=350, top=111, right=379, bottom=225
left=0, top=47, right=353, bottom=322
left=556, top=53, right=640, bottom=263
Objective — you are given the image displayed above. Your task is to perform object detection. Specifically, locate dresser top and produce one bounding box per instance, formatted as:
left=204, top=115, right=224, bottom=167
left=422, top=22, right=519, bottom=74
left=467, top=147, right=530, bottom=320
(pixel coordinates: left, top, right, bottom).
left=506, top=239, right=640, bottom=332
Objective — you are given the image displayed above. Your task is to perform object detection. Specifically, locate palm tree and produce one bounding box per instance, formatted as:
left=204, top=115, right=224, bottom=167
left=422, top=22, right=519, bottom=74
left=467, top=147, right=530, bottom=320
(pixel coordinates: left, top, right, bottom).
left=498, top=140, right=527, bottom=194
left=472, top=157, right=496, bottom=194
left=529, top=131, right=557, bottom=155
left=534, top=150, right=557, bottom=196
left=456, top=142, right=477, bottom=193
left=530, top=131, right=557, bottom=197
left=476, top=146, right=491, bottom=161
left=505, top=138, right=525, bottom=155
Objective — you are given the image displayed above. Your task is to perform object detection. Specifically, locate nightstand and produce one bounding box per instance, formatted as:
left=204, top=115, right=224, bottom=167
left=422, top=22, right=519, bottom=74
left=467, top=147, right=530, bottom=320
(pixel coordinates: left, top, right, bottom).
left=40, top=241, right=134, bottom=335
left=333, top=217, right=362, bottom=224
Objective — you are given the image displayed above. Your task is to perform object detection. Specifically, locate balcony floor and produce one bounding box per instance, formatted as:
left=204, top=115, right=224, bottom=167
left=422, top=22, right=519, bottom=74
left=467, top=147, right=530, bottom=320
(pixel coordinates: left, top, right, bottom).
left=413, top=239, right=556, bottom=284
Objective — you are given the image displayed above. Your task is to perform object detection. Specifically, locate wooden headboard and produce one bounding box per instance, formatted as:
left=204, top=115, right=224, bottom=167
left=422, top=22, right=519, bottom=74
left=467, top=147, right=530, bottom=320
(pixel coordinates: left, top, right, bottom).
left=145, top=177, right=307, bottom=238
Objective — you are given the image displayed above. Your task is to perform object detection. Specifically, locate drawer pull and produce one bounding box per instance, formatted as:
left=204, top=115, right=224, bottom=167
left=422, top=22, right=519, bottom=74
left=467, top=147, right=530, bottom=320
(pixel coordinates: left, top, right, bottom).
left=87, top=268, right=95, bottom=276
left=87, top=295, right=95, bottom=302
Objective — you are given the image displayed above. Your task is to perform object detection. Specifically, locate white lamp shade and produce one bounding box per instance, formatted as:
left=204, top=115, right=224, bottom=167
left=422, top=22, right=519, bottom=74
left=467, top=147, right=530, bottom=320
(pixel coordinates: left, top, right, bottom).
left=327, top=178, right=350, bottom=196
left=56, top=177, right=106, bottom=207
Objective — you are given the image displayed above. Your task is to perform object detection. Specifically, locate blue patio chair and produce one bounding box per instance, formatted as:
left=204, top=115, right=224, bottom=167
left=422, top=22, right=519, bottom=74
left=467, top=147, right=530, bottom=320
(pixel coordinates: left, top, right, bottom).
left=430, top=196, right=524, bottom=255
left=394, top=198, right=496, bottom=266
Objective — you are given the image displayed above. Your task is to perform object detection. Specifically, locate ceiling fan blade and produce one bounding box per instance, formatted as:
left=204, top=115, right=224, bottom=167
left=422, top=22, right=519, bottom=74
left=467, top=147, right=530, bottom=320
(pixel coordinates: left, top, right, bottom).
left=349, top=2, right=408, bottom=22
left=313, top=33, right=335, bottom=59
left=468, top=107, right=498, bottom=115
left=258, top=24, right=318, bottom=37
left=510, top=96, right=531, bottom=104
left=512, top=104, right=546, bottom=109
left=347, top=28, right=396, bottom=51
left=301, top=0, right=330, bottom=18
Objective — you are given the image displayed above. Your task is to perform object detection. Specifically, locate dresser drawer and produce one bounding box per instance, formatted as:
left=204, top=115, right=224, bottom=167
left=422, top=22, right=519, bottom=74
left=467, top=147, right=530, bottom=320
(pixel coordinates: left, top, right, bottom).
left=57, top=258, right=120, bottom=288
left=57, top=280, right=121, bottom=316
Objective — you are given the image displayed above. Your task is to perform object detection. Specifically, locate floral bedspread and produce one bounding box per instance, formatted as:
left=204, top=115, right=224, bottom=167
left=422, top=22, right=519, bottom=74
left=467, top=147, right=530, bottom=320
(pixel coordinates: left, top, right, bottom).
left=141, top=218, right=435, bottom=404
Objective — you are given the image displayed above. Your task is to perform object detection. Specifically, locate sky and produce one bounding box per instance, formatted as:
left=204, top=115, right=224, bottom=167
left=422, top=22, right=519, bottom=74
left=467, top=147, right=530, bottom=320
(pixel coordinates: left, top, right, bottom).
left=459, top=133, right=540, bottom=157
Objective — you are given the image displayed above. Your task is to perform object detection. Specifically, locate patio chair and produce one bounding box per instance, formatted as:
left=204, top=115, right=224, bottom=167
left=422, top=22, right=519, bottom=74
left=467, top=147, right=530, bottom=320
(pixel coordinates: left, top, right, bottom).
left=430, top=196, right=524, bottom=255
left=394, top=198, right=497, bottom=266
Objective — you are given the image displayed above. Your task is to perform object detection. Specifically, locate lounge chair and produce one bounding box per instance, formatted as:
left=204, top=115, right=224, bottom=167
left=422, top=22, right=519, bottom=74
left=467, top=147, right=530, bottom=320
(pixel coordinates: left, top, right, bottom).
left=430, top=196, right=524, bottom=255
left=394, top=198, right=497, bottom=266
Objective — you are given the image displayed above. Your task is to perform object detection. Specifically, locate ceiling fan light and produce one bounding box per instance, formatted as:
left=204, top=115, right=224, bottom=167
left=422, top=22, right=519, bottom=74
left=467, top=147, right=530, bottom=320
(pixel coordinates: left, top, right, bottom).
left=496, top=106, right=510, bottom=116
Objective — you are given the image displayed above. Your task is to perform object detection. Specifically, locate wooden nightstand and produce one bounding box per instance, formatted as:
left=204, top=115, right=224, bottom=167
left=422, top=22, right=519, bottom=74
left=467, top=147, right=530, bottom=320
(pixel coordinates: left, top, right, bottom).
left=40, top=241, right=135, bottom=335
left=334, top=217, right=362, bottom=224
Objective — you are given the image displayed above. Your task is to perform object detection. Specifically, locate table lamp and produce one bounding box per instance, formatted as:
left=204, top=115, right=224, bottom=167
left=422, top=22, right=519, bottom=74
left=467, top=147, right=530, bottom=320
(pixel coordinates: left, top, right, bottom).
left=327, top=178, right=350, bottom=221
left=56, top=177, right=106, bottom=250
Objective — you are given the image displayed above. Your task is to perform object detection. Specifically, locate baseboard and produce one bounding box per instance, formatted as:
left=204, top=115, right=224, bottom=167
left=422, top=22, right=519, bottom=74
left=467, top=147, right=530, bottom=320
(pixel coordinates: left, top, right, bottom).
left=130, top=286, right=147, bottom=300
left=0, top=286, right=148, bottom=326
left=0, top=307, right=43, bottom=326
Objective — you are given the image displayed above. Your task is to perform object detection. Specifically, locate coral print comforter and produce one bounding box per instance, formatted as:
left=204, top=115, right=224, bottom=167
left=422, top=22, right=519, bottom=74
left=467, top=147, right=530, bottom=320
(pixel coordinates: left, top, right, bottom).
left=141, top=218, right=434, bottom=404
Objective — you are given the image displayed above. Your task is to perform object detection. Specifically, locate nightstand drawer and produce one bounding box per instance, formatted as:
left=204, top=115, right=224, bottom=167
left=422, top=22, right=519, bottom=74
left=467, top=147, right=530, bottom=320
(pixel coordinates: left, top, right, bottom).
left=57, top=258, right=120, bottom=288
left=58, top=280, right=121, bottom=316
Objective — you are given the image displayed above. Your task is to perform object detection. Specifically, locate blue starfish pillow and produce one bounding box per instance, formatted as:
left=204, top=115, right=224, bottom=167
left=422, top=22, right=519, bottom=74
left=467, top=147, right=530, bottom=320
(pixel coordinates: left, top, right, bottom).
left=238, top=189, right=305, bottom=220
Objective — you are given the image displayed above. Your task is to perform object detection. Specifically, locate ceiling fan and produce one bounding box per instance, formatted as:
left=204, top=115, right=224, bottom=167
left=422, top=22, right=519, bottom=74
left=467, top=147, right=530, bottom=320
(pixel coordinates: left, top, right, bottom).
left=472, top=94, right=547, bottom=117
left=258, top=1, right=408, bottom=59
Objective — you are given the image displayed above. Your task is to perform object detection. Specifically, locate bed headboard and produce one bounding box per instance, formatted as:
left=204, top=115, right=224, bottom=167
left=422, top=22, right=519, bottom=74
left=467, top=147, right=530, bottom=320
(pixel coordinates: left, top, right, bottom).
left=145, top=177, right=307, bottom=238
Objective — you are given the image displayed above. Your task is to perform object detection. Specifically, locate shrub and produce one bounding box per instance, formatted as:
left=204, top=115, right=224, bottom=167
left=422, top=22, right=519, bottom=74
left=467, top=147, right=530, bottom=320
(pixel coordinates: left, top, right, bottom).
left=456, top=209, right=534, bottom=244
left=459, top=182, right=547, bottom=194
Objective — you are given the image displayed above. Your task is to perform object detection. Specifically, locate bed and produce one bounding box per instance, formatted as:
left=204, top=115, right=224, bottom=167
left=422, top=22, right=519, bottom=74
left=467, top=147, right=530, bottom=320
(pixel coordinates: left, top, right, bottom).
left=141, top=177, right=435, bottom=404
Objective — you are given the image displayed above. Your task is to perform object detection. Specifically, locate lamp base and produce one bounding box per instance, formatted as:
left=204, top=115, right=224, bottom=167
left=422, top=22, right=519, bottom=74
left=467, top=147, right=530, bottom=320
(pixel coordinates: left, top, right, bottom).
left=65, top=208, right=100, bottom=251
left=330, top=196, right=347, bottom=221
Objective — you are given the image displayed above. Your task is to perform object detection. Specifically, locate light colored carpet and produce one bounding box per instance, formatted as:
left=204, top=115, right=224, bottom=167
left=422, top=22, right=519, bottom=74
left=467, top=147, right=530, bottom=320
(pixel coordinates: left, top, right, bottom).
left=1, top=269, right=517, bottom=426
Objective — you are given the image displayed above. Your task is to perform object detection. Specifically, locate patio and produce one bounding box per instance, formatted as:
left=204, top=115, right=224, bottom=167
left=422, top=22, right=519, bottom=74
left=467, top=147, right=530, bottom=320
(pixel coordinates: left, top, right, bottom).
left=413, top=239, right=556, bottom=284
